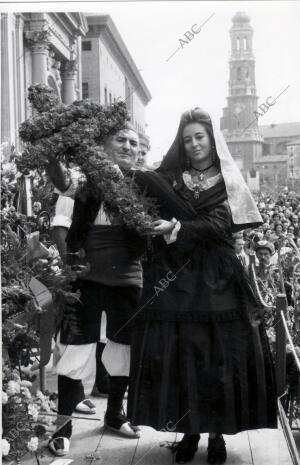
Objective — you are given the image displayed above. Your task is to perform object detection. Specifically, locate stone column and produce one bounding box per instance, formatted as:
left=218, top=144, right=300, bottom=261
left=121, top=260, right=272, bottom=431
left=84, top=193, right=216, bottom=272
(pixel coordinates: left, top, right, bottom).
left=61, top=59, right=77, bottom=104
left=1, top=13, right=11, bottom=159
left=25, top=29, right=50, bottom=85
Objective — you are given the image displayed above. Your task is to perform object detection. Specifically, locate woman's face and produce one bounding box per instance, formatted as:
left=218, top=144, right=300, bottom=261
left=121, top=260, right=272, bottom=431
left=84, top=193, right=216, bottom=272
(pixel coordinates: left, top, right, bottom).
left=264, top=229, right=272, bottom=239
left=182, top=123, right=212, bottom=165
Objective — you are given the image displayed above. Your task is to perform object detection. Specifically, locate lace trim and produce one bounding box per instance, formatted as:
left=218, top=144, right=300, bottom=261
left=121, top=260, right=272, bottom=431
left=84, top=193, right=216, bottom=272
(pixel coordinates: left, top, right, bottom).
left=182, top=171, right=223, bottom=192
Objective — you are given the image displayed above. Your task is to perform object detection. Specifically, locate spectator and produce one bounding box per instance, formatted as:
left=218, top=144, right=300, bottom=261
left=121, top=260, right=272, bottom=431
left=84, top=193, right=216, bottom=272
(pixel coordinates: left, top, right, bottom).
left=233, top=234, right=249, bottom=270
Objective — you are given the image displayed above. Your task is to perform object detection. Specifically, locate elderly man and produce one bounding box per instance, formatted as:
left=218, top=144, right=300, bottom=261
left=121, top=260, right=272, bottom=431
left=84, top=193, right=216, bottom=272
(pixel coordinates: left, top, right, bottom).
left=255, top=241, right=275, bottom=281
left=48, top=123, right=145, bottom=455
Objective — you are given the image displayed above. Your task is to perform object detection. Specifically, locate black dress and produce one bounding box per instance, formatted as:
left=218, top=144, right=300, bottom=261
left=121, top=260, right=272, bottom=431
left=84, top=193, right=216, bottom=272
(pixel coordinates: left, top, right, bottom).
left=127, top=171, right=277, bottom=435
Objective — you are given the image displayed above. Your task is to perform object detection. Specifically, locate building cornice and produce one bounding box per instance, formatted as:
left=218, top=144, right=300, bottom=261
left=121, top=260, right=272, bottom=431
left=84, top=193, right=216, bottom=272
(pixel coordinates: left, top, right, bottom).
left=86, top=15, right=151, bottom=105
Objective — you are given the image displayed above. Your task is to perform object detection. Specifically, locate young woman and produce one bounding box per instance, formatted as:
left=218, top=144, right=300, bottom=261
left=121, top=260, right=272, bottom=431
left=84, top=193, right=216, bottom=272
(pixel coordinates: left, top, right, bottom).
left=127, top=108, right=277, bottom=464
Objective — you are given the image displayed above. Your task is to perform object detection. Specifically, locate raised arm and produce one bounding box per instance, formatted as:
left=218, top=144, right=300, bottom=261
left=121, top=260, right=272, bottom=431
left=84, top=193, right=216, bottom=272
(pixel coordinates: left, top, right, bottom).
left=46, top=158, right=72, bottom=193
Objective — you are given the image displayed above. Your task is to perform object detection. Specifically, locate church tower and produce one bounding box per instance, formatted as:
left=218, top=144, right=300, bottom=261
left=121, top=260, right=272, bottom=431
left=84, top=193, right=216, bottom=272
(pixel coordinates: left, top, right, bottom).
left=220, top=12, right=263, bottom=177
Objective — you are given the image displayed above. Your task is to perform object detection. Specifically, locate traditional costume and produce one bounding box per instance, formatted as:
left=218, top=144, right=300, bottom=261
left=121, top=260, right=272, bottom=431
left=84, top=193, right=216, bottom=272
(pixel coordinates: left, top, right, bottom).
left=127, top=109, right=277, bottom=438
left=49, top=168, right=145, bottom=455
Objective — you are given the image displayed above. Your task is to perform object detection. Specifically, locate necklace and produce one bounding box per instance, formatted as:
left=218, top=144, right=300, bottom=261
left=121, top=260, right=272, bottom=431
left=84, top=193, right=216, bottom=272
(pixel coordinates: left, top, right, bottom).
left=191, top=162, right=215, bottom=181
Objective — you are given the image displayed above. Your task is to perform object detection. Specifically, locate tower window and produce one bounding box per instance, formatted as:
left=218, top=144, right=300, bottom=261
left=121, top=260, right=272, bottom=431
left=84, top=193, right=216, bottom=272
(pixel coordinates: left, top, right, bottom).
left=236, top=67, right=241, bottom=81
left=109, top=93, right=112, bottom=105
left=237, top=36, right=240, bottom=51
left=104, top=88, right=108, bottom=105
left=244, top=36, right=247, bottom=50
left=82, top=41, right=92, bottom=51
left=82, top=82, right=89, bottom=99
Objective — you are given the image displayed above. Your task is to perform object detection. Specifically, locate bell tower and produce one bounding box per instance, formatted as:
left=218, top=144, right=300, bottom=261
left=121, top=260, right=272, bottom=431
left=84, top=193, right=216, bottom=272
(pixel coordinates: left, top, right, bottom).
left=220, top=12, right=263, bottom=177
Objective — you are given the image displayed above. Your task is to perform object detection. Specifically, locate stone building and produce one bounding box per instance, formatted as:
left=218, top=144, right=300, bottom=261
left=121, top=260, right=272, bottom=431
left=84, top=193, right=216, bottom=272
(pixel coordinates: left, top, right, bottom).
left=81, top=15, right=151, bottom=160
left=1, top=12, right=151, bottom=164
left=260, top=123, right=300, bottom=156
left=253, top=155, right=289, bottom=190
left=220, top=12, right=300, bottom=190
left=220, top=12, right=263, bottom=176
left=1, top=12, right=88, bottom=160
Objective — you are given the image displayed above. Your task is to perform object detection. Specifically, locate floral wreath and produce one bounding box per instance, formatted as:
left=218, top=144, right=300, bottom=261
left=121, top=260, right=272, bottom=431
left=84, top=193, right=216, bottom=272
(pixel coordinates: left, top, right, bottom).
left=17, top=85, right=156, bottom=234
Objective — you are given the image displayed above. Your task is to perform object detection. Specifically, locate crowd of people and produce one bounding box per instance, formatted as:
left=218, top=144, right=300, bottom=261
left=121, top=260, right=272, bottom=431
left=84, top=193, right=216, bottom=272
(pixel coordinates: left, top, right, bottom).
left=233, top=190, right=300, bottom=327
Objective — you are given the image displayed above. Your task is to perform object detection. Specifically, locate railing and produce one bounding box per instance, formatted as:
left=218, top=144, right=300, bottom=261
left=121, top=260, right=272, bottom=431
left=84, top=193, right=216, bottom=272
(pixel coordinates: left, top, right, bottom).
left=249, top=255, right=300, bottom=464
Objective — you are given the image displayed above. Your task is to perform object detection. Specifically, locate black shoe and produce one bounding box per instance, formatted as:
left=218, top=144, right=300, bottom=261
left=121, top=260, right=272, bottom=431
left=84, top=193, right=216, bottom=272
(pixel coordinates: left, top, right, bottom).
left=175, top=434, right=200, bottom=463
left=207, top=435, right=227, bottom=464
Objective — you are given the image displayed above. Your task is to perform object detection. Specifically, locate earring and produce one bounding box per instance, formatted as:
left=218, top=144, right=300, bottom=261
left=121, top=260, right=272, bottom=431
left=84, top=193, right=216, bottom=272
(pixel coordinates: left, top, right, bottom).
left=185, top=158, right=191, bottom=170
left=211, top=147, right=216, bottom=164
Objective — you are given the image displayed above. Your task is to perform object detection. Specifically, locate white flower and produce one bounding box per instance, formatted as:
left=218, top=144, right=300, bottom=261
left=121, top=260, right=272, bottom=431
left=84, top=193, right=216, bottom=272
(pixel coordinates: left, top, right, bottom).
left=35, top=390, right=45, bottom=401
left=40, top=400, right=51, bottom=412
left=28, top=403, right=39, bottom=422
left=2, top=438, right=10, bottom=456
left=2, top=391, right=8, bottom=405
left=27, top=436, right=38, bottom=452
left=20, top=380, right=32, bottom=388
left=21, top=387, right=32, bottom=399
left=6, top=380, right=21, bottom=396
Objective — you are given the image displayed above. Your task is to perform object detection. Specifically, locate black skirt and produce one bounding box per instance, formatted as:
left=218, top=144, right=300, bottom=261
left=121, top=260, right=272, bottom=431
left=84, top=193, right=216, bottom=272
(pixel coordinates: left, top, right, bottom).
left=127, top=315, right=277, bottom=434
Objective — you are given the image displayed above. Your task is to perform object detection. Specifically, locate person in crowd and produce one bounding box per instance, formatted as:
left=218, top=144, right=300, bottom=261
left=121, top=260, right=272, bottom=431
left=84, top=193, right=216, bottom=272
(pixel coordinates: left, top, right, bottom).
left=291, top=215, right=299, bottom=236
left=46, top=122, right=144, bottom=456
left=287, top=224, right=295, bottom=239
left=274, top=222, right=284, bottom=238
left=32, top=201, right=42, bottom=218
left=233, top=233, right=249, bottom=270
left=255, top=240, right=293, bottom=307
left=127, top=108, right=277, bottom=464
left=255, top=241, right=276, bottom=283
left=282, top=219, right=290, bottom=235
left=264, top=228, right=275, bottom=242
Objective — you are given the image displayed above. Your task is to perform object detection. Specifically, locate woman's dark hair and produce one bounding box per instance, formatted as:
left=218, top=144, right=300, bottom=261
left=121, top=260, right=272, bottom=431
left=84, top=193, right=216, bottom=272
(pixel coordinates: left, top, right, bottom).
left=178, top=108, right=218, bottom=170
left=157, top=107, right=219, bottom=173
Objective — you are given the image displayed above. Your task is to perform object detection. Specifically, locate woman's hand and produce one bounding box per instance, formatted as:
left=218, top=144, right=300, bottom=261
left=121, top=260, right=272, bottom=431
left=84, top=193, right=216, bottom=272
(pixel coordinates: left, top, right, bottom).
left=151, top=219, right=175, bottom=236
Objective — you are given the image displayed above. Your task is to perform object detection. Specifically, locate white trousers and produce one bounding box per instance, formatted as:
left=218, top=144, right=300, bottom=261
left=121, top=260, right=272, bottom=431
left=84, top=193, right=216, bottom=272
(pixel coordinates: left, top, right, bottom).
left=52, top=312, right=130, bottom=379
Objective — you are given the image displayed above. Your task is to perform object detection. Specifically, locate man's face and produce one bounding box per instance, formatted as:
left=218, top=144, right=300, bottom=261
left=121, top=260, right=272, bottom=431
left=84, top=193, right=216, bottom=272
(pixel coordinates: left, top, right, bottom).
left=103, top=129, right=139, bottom=170
left=234, top=238, right=244, bottom=254
left=282, top=221, right=289, bottom=231
left=256, top=249, right=271, bottom=266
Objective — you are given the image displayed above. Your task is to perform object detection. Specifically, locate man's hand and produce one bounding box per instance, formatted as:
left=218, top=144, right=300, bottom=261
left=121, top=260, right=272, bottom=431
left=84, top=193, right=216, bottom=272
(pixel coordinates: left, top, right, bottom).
left=46, top=158, right=71, bottom=193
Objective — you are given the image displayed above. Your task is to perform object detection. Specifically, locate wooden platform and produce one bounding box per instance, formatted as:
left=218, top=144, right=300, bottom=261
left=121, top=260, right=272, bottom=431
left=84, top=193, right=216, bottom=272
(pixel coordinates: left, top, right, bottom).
left=19, top=395, right=294, bottom=465
left=14, top=364, right=294, bottom=465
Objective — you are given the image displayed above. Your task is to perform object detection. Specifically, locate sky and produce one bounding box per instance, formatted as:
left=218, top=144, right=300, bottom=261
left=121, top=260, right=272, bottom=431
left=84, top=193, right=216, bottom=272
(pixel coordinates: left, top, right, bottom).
left=3, top=1, right=300, bottom=164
